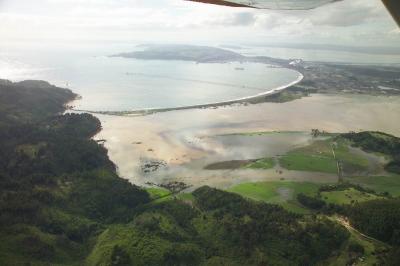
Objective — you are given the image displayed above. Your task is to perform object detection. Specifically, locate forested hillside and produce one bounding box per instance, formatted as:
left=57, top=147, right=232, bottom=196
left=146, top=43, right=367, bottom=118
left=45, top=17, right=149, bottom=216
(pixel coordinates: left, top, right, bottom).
left=88, top=186, right=349, bottom=265
left=0, top=80, right=150, bottom=265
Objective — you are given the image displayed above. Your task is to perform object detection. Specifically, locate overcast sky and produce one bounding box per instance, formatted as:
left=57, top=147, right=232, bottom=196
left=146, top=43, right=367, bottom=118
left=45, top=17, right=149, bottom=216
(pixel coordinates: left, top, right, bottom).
left=1, top=0, right=399, bottom=47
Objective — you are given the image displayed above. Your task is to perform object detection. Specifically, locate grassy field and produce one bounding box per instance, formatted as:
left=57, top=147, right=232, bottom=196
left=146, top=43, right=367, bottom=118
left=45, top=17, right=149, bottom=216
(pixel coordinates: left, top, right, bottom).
left=145, top=188, right=195, bottom=205
left=321, top=188, right=381, bottom=205
left=218, top=131, right=305, bottom=137
left=176, top=193, right=195, bottom=202
left=244, top=158, right=275, bottom=169
left=279, top=153, right=337, bottom=173
left=334, top=138, right=370, bottom=174
left=228, top=181, right=323, bottom=214
left=204, top=160, right=255, bottom=170
left=146, top=187, right=171, bottom=200
left=279, top=138, right=371, bottom=174
left=279, top=140, right=337, bottom=173
left=209, top=133, right=374, bottom=175
left=344, top=175, right=400, bottom=196
left=204, top=157, right=275, bottom=170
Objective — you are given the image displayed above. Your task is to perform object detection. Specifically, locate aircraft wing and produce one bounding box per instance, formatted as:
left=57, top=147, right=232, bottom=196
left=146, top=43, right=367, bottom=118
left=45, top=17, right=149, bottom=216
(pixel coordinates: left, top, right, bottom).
left=187, top=0, right=343, bottom=10
left=382, top=0, right=400, bottom=26
left=188, top=0, right=400, bottom=26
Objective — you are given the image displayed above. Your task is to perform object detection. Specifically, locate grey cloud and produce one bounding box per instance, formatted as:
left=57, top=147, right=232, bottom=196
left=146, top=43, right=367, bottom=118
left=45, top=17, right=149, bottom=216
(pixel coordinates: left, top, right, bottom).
left=230, top=12, right=256, bottom=26
left=207, top=12, right=256, bottom=27
left=309, top=0, right=385, bottom=27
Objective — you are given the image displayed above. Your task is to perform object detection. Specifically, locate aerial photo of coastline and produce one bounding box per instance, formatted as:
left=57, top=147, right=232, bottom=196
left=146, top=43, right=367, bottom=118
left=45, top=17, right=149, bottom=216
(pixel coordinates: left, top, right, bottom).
left=1, top=0, right=400, bottom=265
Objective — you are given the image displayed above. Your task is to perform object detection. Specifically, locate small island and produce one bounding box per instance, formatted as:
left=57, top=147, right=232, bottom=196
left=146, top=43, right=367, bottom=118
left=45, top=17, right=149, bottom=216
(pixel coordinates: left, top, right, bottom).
left=112, top=44, right=245, bottom=63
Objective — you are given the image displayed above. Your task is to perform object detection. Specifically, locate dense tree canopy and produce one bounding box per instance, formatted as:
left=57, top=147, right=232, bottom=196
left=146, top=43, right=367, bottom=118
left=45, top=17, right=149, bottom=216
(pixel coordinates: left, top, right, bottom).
left=0, top=80, right=150, bottom=265
left=348, top=199, right=400, bottom=246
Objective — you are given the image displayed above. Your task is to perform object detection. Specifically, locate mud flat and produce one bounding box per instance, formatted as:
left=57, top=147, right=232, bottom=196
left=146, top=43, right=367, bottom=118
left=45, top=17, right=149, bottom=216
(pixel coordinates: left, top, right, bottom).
left=93, top=93, right=400, bottom=188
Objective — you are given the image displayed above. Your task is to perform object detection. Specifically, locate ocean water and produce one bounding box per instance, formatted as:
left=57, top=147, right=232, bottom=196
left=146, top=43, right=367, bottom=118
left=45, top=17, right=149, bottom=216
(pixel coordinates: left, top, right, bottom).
left=226, top=46, right=400, bottom=65
left=0, top=44, right=300, bottom=111
left=3, top=42, right=397, bottom=111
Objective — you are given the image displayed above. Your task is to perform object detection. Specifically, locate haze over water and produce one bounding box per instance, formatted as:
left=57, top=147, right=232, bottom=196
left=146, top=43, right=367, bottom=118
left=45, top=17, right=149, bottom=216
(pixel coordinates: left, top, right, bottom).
left=2, top=42, right=399, bottom=112
left=0, top=43, right=302, bottom=111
